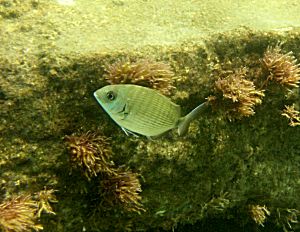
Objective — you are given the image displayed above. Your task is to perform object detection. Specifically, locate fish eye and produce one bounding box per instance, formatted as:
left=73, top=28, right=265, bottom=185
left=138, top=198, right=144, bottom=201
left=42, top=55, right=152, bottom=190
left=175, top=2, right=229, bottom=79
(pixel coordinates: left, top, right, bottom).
left=106, top=91, right=116, bottom=101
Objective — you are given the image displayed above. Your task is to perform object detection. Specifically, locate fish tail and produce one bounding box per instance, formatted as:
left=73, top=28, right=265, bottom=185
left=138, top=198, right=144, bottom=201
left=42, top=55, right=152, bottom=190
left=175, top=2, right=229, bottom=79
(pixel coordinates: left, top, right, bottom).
left=177, top=101, right=208, bottom=136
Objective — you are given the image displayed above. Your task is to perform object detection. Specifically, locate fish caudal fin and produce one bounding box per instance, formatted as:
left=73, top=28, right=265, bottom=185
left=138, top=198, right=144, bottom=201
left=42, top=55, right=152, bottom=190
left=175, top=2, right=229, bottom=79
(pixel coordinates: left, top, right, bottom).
left=177, top=101, right=208, bottom=136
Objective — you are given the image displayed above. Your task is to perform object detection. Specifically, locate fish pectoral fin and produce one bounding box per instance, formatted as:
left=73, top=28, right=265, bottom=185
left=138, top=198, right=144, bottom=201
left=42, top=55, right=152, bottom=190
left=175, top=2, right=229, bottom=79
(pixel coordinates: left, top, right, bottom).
left=121, top=127, right=139, bottom=137
left=118, top=103, right=130, bottom=120
left=124, top=101, right=130, bottom=114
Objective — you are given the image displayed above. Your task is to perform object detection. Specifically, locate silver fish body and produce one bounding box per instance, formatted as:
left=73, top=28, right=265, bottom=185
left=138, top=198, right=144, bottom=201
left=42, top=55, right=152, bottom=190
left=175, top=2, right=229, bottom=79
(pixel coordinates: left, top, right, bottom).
left=94, top=84, right=207, bottom=137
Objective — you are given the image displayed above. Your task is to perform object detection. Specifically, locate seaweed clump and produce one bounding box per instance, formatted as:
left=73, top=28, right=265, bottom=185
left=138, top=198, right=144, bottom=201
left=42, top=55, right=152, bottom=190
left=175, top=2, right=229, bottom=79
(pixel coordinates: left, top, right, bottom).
left=248, top=204, right=270, bottom=227
left=36, top=188, right=58, bottom=218
left=100, top=170, right=145, bottom=213
left=64, top=131, right=146, bottom=214
left=64, top=132, right=115, bottom=180
left=281, top=104, right=300, bottom=127
left=104, top=59, right=175, bottom=95
left=0, top=195, right=43, bottom=232
left=199, top=192, right=230, bottom=218
left=210, top=68, right=265, bottom=119
left=262, top=44, right=300, bottom=88
left=276, top=208, right=300, bottom=231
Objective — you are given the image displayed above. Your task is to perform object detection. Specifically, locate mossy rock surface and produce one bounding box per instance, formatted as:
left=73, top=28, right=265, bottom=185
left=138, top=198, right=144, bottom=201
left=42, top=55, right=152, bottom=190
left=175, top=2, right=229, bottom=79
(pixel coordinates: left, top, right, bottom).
left=0, top=0, right=300, bottom=231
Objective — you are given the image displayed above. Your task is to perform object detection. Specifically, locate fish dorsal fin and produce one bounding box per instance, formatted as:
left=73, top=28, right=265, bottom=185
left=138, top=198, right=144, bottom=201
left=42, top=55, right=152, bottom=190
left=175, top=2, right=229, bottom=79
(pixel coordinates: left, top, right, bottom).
left=177, top=101, right=208, bottom=136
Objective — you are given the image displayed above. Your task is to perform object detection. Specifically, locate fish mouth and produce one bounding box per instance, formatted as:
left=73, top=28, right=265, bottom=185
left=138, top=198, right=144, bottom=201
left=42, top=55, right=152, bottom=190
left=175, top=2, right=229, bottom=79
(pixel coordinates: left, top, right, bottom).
left=93, top=91, right=102, bottom=105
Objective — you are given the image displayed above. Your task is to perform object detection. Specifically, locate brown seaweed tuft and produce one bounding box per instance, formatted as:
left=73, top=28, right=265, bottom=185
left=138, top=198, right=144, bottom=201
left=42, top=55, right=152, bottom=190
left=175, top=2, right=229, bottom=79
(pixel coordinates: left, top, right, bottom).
left=281, top=104, right=300, bottom=127
left=104, top=59, right=175, bottom=95
left=64, top=131, right=115, bottom=179
left=0, top=195, right=43, bottom=232
left=262, top=44, right=300, bottom=88
left=248, top=204, right=270, bottom=227
left=211, top=68, right=264, bottom=119
left=276, top=208, right=300, bottom=231
left=36, top=188, right=58, bottom=218
left=100, top=169, right=145, bottom=213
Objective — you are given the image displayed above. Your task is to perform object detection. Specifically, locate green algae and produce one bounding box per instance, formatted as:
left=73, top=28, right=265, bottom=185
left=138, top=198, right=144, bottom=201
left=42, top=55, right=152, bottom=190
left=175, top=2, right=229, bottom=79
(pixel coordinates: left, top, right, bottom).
left=0, top=0, right=300, bottom=231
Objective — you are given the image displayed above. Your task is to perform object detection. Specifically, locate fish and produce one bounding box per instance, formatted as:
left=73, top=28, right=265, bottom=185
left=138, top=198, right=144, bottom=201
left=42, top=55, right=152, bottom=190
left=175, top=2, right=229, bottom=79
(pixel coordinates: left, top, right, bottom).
left=93, top=84, right=207, bottom=138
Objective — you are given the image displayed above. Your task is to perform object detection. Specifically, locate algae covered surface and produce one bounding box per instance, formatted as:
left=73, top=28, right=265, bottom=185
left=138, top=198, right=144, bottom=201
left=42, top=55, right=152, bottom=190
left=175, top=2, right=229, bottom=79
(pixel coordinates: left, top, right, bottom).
left=0, top=0, right=300, bottom=231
